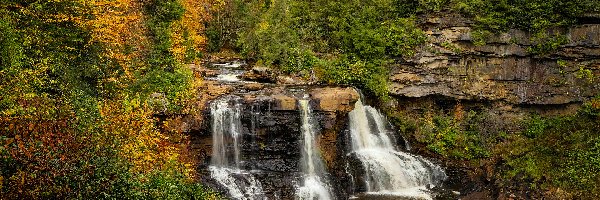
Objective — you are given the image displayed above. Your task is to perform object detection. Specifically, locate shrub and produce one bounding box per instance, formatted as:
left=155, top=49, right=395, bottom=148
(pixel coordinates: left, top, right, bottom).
left=499, top=97, right=600, bottom=198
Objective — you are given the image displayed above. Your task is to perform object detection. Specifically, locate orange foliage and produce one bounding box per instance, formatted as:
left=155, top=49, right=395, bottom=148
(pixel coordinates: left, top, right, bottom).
left=453, top=102, right=465, bottom=122
left=591, top=98, right=600, bottom=110
left=0, top=109, right=88, bottom=198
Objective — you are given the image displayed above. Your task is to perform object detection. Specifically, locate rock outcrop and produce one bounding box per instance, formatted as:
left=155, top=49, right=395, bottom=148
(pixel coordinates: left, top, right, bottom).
left=383, top=12, right=600, bottom=200
left=391, top=13, right=600, bottom=105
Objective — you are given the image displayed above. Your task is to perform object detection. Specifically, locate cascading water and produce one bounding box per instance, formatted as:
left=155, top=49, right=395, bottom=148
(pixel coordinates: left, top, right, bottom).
left=207, top=60, right=247, bottom=82
left=296, top=99, right=334, bottom=200
left=348, top=99, right=446, bottom=199
left=209, top=95, right=266, bottom=200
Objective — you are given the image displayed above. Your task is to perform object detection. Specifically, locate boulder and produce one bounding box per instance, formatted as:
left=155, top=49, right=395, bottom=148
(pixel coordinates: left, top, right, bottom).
left=243, top=83, right=265, bottom=91
left=242, top=66, right=277, bottom=83
left=310, top=87, right=360, bottom=112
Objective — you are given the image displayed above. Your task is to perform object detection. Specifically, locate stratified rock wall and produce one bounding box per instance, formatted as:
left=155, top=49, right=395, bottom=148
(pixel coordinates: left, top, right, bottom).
left=384, top=13, right=600, bottom=199
left=391, top=13, right=599, bottom=105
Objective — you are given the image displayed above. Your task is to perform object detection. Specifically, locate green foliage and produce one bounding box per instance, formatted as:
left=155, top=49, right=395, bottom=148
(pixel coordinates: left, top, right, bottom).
left=441, top=41, right=462, bottom=53
left=138, top=0, right=194, bottom=114
left=417, top=0, right=450, bottom=12
left=527, top=33, right=569, bottom=55
left=205, top=24, right=223, bottom=52
left=146, top=0, right=186, bottom=23
left=280, top=48, right=318, bottom=73
left=563, top=138, right=600, bottom=195
left=183, top=30, right=202, bottom=63
left=131, top=67, right=193, bottom=113
left=499, top=98, right=600, bottom=198
left=454, top=0, right=600, bottom=54
left=470, top=29, right=493, bottom=46
left=213, top=0, right=427, bottom=98
left=318, top=56, right=391, bottom=98
left=388, top=97, right=600, bottom=197
left=205, top=0, right=251, bottom=52
left=391, top=108, right=490, bottom=160
left=236, top=0, right=300, bottom=66
left=456, top=0, right=599, bottom=32
left=522, top=115, right=548, bottom=138
left=422, top=113, right=489, bottom=160
left=130, top=169, right=219, bottom=199
left=325, top=1, right=426, bottom=60
left=145, top=0, right=185, bottom=71
left=575, top=66, right=595, bottom=83
left=0, top=18, right=23, bottom=70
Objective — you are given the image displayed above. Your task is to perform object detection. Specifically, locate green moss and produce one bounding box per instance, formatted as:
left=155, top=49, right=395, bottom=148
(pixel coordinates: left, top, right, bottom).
left=527, top=34, right=569, bottom=55
left=575, top=66, right=595, bottom=83
left=441, top=41, right=462, bottom=54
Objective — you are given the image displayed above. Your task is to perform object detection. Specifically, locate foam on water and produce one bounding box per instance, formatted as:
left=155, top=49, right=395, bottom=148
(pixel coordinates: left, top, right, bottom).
left=296, top=99, right=334, bottom=200
left=348, top=99, right=446, bottom=199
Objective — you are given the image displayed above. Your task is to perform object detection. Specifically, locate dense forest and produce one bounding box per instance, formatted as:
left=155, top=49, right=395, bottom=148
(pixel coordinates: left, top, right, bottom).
left=1, top=0, right=599, bottom=199
left=207, top=0, right=600, bottom=98
left=0, top=0, right=216, bottom=198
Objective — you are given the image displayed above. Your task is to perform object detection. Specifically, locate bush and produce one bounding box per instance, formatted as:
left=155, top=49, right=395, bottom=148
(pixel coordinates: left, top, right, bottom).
left=217, top=0, right=426, bottom=98
left=317, top=56, right=391, bottom=98
left=499, top=97, right=600, bottom=198
left=422, top=113, right=489, bottom=160
left=392, top=108, right=490, bottom=160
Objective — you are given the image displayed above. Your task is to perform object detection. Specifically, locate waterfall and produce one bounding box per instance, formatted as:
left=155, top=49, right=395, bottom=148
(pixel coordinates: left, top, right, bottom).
left=348, top=99, right=446, bottom=199
left=209, top=95, right=266, bottom=200
left=296, top=99, right=334, bottom=200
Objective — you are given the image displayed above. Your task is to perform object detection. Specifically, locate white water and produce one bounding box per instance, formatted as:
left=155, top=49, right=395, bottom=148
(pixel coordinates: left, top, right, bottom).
left=212, top=60, right=246, bottom=68
left=209, top=167, right=265, bottom=200
left=207, top=61, right=247, bottom=82
left=209, top=95, right=266, bottom=200
left=348, top=99, right=446, bottom=199
left=206, top=70, right=245, bottom=82
left=296, top=99, right=334, bottom=200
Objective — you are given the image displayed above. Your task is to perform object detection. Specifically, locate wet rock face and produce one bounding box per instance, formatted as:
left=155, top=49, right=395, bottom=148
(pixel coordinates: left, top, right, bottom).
left=392, top=13, right=600, bottom=105
left=192, top=86, right=360, bottom=199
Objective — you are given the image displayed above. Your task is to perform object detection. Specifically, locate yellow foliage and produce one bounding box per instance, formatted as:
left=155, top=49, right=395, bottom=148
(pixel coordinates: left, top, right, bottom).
left=171, top=0, right=213, bottom=63
left=99, top=99, right=187, bottom=173
left=86, top=0, right=149, bottom=77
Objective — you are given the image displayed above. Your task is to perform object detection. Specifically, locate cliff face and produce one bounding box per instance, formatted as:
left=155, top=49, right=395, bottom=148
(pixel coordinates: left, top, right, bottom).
left=188, top=78, right=360, bottom=199
left=184, top=12, right=600, bottom=199
left=383, top=13, right=600, bottom=199
left=391, top=13, right=599, bottom=105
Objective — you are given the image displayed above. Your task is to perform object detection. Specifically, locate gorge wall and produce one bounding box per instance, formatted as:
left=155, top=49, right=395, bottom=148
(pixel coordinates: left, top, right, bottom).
left=382, top=13, right=600, bottom=199
left=179, top=12, right=600, bottom=200
left=391, top=13, right=599, bottom=105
